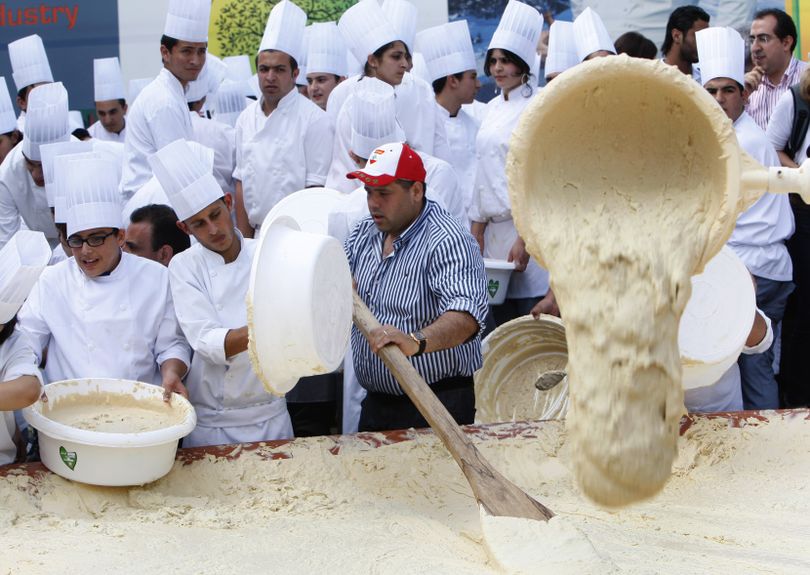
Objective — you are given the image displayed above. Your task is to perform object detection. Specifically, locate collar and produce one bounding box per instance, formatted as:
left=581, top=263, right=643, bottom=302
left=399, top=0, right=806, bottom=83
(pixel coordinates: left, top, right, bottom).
left=159, top=67, right=188, bottom=96
left=80, top=249, right=126, bottom=282
left=258, top=87, right=299, bottom=117
left=763, top=56, right=799, bottom=88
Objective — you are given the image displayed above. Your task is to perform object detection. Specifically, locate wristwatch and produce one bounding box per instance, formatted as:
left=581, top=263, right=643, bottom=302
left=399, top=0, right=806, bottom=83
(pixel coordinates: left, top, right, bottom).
left=409, top=330, right=427, bottom=357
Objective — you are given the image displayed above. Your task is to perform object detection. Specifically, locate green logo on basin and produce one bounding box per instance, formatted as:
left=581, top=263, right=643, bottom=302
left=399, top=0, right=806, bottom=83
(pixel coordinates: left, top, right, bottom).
left=59, top=446, right=77, bottom=470
left=487, top=279, right=500, bottom=298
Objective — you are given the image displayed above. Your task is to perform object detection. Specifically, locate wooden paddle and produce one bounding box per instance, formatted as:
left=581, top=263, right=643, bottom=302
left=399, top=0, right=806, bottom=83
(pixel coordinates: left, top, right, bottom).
left=352, top=291, right=554, bottom=521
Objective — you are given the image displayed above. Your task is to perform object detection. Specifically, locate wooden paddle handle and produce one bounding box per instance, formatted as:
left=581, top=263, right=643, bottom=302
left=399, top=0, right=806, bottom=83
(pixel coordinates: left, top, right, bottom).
left=352, top=291, right=554, bottom=521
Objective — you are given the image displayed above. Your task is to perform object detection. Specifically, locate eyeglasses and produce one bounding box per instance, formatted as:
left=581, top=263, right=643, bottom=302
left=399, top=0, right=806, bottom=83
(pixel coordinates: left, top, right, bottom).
left=748, top=34, right=775, bottom=45
left=67, top=230, right=117, bottom=248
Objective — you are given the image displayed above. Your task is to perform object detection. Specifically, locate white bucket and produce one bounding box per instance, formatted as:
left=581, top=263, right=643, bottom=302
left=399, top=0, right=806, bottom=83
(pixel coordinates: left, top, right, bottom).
left=248, top=216, right=353, bottom=395
left=678, top=246, right=756, bottom=390
left=483, top=258, right=515, bottom=305
left=22, top=378, right=196, bottom=486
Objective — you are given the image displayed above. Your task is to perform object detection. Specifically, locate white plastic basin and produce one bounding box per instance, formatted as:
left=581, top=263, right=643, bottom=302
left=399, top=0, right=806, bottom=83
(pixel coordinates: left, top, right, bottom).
left=23, top=378, right=196, bottom=486
left=483, top=258, right=516, bottom=305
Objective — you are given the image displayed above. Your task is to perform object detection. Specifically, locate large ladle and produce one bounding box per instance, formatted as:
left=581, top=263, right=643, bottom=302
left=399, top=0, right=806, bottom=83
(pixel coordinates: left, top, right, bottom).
left=507, top=55, right=810, bottom=507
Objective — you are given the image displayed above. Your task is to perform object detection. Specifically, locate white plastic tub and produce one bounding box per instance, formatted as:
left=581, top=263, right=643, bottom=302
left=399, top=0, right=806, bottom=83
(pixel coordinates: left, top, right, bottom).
left=23, top=378, right=196, bottom=486
left=483, top=258, right=516, bottom=305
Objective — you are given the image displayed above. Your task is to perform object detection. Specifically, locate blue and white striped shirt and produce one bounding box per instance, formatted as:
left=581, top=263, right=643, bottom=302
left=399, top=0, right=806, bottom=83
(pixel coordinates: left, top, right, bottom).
left=345, top=199, right=489, bottom=395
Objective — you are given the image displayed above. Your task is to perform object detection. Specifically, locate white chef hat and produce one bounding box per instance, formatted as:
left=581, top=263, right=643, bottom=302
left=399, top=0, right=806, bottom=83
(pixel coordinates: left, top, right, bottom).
left=22, top=82, right=70, bottom=162
left=296, top=26, right=312, bottom=87
left=350, top=79, right=406, bottom=160
left=307, top=22, right=348, bottom=77
left=545, top=20, right=578, bottom=78
left=0, top=77, right=17, bottom=134
left=8, top=34, right=54, bottom=92
left=149, top=139, right=222, bottom=221
left=381, top=0, right=418, bottom=55
left=186, top=53, right=228, bottom=103
left=164, top=0, right=211, bottom=43
left=696, top=27, right=745, bottom=88
left=339, top=0, right=399, bottom=66
left=64, top=155, right=124, bottom=236
left=258, top=0, right=307, bottom=65
left=0, top=230, right=51, bottom=324
left=223, top=55, right=253, bottom=96
left=409, top=53, right=432, bottom=84
left=213, top=80, right=247, bottom=127
left=573, top=7, right=615, bottom=62
left=416, top=20, right=476, bottom=83
left=488, top=0, right=543, bottom=71
left=346, top=51, right=363, bottom=77
left=68, top=111, right=84, bottom=131
left=40, top=140, right=93, bottom=208
left=128, top=77, right=152, bottom=104
left=93, top=57, right=126, bottom=102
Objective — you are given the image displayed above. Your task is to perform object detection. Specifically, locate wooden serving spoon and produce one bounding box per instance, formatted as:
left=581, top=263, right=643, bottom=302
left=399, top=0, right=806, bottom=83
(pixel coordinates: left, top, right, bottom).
left=352, top=291, right=554, bottom=522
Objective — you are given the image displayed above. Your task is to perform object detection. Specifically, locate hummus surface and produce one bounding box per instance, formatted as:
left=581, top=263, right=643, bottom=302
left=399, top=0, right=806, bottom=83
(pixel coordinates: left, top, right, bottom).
left=1, top=414, right=808, bottom=574
left=42, top=392, right=185, bottom=433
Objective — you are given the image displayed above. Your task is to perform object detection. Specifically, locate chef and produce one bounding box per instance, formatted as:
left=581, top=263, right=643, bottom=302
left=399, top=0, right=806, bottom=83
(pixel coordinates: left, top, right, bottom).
left=305, top=22, right=347, bottom=111
left=469, top=0, right=549, bottom=326
left=119, top=0, right=210, bottom=199
left=416, top=20, right=481, bottom=222
left=544, top=20, right=578, bottom=83
left=696, top=26, right=794, bottom=410
left=17, top=153, right=190, bottom=390
left=87, top=57, right=128, bottom=143
left=186, top=54, right=235, bottom=198
left=573, top=7, right=616, bottom=62
left=0, top=78, right=23, bottom=165
left=7, top=34, right=53, bottom=133
left=0, top=82, right=72, bottom=250
left=151, top=139, right=292, bottom=447
left=0, top=230, right=49, bottom=465
left=232, top=0, right=332, bottom=237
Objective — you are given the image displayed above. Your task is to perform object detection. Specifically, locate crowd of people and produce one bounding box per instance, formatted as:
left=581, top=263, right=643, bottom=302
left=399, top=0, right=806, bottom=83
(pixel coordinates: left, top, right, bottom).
left=0, top=0, right=807, bottom=467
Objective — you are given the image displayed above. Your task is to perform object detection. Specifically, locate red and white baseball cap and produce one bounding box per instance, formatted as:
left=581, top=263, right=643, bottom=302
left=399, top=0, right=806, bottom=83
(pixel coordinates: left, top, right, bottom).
left=347, top=142, right=426, bottom=187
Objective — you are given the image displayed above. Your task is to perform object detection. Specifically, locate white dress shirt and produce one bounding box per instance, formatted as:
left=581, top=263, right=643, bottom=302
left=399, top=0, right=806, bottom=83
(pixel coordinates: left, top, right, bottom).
left=120, top=68, right=194, bottom=199
left=168, top=233, right=292, bottom=447
left=17, top=252, right=191, bottom=386
left=233, top=89, right=332, bottom=229
left=87, top=119, right=127, bottom=143
left=729, top=111, right=794, bottom=282
left=470, top=88, right=549, bottom=299
left=1, top=330, right=42, bottom=465
left=0, top=142, right=60, bottom=250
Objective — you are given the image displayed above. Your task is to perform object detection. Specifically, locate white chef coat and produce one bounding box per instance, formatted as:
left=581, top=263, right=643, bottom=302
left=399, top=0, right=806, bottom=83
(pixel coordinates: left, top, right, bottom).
left=233, top=89, right=332, bottom=229
left=461, top=100, right=489, bottom=124
left=728, top=111, right=794, bottom=282
left=87, top=119, right=127, bottom=143
left=435, top=102, right=480, bottom=220
left=325, top=72, right=450, bottom=193
left=0, top=142, right=60, bottom=250
left=421, top=152, right=465, bottom=225
left=470, top=88, right=549, bottom=299
left=168, top=233, right=292, bottom=447
left=120, top=68, right=195, bottom=200
left=190, top=112, right=236, bottom=196
left=1, top=330, right=42, bottom=465
left=17, top=252, right=191, bottom=386
left=684, top=310, right=773, bottom=413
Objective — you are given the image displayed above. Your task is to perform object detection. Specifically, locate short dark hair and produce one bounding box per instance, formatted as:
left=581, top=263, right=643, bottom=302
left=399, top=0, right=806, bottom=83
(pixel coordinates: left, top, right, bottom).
left=661, top=6, right=710, bottom=55
left=161, top=35, right=179, bottom=51
left=363, top=41, right=412, bottom=78
left=130, top=204, right=190, bottom=254
left=0, top=315, right=17, bottom=346
left=753, top=8, right=798, bottom=52
left=71, top=128, right=91, bottom=140
left=615, top=31, right=658, bottom=59
left=0, top=129, right=23, bottom=145
left=255, top=50, right=298, bottom=72
left=432, top=72, right=465, bottom=95
left=484, top=48, right=531, bottom=78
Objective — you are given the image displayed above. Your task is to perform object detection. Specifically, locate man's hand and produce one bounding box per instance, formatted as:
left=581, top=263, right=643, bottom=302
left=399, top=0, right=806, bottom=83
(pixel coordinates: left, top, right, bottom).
left=744, top=66, right=764, bottom=93
left=508, top=236, right=529, bottom=272
left=531, top=289, right=560, bottom=318
left=160, top=358, right=189, bottom=403
left=370, top=324, right=420, bottom=357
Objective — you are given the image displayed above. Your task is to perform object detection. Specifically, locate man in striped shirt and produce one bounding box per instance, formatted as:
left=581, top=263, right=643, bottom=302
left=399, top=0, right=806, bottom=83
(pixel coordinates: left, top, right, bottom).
left=344, top=142, right=488, bottom=432
left=746, top=8, right=807, bottom=131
